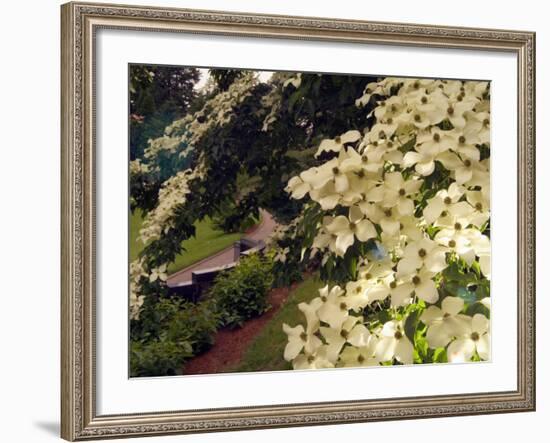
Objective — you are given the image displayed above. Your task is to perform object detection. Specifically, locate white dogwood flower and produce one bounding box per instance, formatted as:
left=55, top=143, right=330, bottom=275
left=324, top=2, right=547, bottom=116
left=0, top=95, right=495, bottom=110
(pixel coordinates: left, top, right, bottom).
left=447, top=313, right=490, bottom=362
left=292, top=346, right=335, bottom=370
left=285, top=175, right=311, bottom=199
left=325, top=205, right=377, bottom=256
left=375, top=319, right=414, bottom=364
left=149, top=264, right=168, bottom=282
left=380, top=172, right=423, bottom=216
left=320, top=316, right=371, bottom=362
left=282, top=323, right=323, bottom=361
left=338, top=334, right=380, bottom=367
left=392, top=268, right=439, bottom=305
left=396, top=237, right=448, bottom=277
left=403, top=141, right=444, bottom=176
left=421, top=296, right=470, bottom=348
left=422, top=183, right=465, bottom=225
left=315, top=130, right=361, bottom=157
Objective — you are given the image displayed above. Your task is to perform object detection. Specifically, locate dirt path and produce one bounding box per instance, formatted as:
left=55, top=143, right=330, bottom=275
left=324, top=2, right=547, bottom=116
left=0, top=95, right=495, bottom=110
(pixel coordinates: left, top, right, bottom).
left=182, top=283, right=296, bottom=375
left=167, top=209, right=277, bottom=287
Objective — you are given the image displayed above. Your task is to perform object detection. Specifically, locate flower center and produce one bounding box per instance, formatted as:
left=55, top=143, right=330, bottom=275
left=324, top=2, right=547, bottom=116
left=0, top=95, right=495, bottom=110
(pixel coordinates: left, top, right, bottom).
left=379, top=130, right=386, bottom=139
left=387, top=141, right=394, bottom=148
left=394, top=330, right=403, bottom=339
left=471, top=332, right=480, bottom=341
left=399, top=188, right=406, bottom=196
left=475, top=202, right=483, bottom=211
left=307, top=355, right=315, bottom=363
left=444, top=196, right=452, bottom=205
left=413, top=81, right=420, bottom=89
left=340, top=329, right=349, bottom=339
left=443, top=313, right=451, bottom=318
left=384, top=209, right=393, bottom=217
left=349, top=222, right=357, bottom=231
left=414, top=114, right=421, bottom=122
left=332, top=167, right=340, bottom=175
left=387, top=118, right=393, bottom=124
left=447, top=106, right=454, bottom=115
left=448, top=239, right=457, bottom=248
left=464, top=159, right=472, bottom=167
left=421, top=96, right=428, bottom=104
left=339, top=302, right=348, bottom=311
left=300, top=332, right=308, bottom=342
left=454, top=222, right=462, bottom=230
left=418, top=248, right=427, bottom=258
left=441, top=210, right=449, bottom=217
left=357, top=355, right=365, bottom=363
left=389, top=281, right=397, bottom=289
left=365, top=273, right=373, bottom=279
left=390, top=104, right=397, bottom=113
left=483, top=118, right=490, bottom=126
left=357, top=170, right=366, bottom=178
left=335, top=136, right=342, bottom=143
left=459, top=135, right=466, bottom=144
left=412, top=275, right=421, bottom=286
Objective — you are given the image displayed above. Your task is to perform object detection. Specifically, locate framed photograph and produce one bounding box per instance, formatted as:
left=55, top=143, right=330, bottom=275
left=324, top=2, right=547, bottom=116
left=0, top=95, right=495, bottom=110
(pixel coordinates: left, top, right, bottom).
left=61, top=1, right=536, bottom=440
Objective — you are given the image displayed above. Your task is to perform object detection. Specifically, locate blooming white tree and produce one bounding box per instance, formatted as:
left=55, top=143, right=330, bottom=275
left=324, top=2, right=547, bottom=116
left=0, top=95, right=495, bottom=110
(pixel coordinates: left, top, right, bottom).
left=282, top=76, right=491, bottom=369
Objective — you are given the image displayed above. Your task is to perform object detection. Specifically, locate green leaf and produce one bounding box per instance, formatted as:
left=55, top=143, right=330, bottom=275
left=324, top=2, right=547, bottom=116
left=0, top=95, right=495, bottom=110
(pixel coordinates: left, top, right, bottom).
left=404, top=309, right=421, bottom=343
left=432, top=347, right=448, bottom=363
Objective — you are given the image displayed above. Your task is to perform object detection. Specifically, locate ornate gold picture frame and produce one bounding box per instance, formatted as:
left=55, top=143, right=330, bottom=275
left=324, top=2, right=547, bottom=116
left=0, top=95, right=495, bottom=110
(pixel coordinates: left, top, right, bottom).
left=61, top=1, right=535, bottom=440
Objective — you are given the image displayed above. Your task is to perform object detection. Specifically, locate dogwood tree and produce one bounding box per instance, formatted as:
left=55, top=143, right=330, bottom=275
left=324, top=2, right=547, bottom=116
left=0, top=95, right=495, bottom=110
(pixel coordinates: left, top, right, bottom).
left=282, top=76, right=491, bottom=367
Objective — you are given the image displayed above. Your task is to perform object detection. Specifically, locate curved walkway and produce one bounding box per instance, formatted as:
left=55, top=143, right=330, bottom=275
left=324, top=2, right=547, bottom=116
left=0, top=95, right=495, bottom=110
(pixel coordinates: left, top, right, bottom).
left=166, top=209, right=277, bottom=287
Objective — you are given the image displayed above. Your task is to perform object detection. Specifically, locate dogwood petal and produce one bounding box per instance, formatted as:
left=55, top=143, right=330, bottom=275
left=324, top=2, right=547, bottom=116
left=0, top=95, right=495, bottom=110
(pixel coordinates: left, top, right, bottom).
left=425, top=248, right=448, bottom=273
left=336, top=231, right=354, bottom=255
left=347, top=324, right=371, bottom=347
left=355, top=219, right=377, bottom=242
left=448, top=338, right=476, bottom=362
left=416, top=278, right=439, bottom=304
left=426, top=322, right=452, bottom=348
left=472, top=313, right=489, bottom=335
left=415, top=160, right=435, bottom=176
left=394, top=337, right=414, bottom=364
left=476, top=334, right=490, bottom=360
left=441, top=296, right=464, bottom=316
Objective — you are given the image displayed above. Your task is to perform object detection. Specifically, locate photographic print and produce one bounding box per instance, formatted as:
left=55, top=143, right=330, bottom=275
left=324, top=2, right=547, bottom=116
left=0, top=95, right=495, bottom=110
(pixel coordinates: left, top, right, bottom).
left=129, top=65, right=491, bottom=377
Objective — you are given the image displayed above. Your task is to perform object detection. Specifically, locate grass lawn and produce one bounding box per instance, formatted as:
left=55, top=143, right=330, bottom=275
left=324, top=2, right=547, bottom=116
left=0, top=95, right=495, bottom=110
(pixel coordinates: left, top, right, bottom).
left=130, top=210, right=244, bottom=274
left=232, top=275, right=323, bottom=373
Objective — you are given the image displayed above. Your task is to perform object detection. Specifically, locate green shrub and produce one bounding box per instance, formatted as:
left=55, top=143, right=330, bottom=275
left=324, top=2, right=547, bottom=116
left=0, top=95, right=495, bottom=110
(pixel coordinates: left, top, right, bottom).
left=130, top=297, right=221, bottom=377
left=130, top=338, right=193, bottom=377
left=210, top=253, right=274, bottom=328
left=166, top=299, right=221, bottom=354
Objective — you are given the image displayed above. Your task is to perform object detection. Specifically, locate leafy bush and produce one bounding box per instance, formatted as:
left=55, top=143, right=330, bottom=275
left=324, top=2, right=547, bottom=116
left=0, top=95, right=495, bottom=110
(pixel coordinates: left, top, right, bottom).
left=130, top=298, right=220, bottom=377
left=166, top=299, right=221, bottom=354
left=210, top=253, right=274, bottom=328
left=130, top=338, right=193, bottom=377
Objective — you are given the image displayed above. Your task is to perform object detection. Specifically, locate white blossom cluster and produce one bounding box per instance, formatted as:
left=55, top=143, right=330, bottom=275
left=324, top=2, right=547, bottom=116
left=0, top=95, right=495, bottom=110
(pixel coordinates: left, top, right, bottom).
left=129, top=73, right=263, bottom=320
left=132, top=72, right=259, bottom=177
left=283, top=77, right=491, bottom=368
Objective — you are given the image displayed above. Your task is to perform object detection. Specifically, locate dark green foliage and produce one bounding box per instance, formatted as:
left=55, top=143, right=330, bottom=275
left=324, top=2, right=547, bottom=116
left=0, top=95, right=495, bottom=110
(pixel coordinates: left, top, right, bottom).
left=211, top=194, right=260, bottom=234
left=210, top=254, right=274, bottom=328
left=130, top=297, right=220, bottom=377
left=130, top=338, right=193, bottom=377
left=209, top=68, right=245, bottom=91
left=129, top=64, right=200, bottom=160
